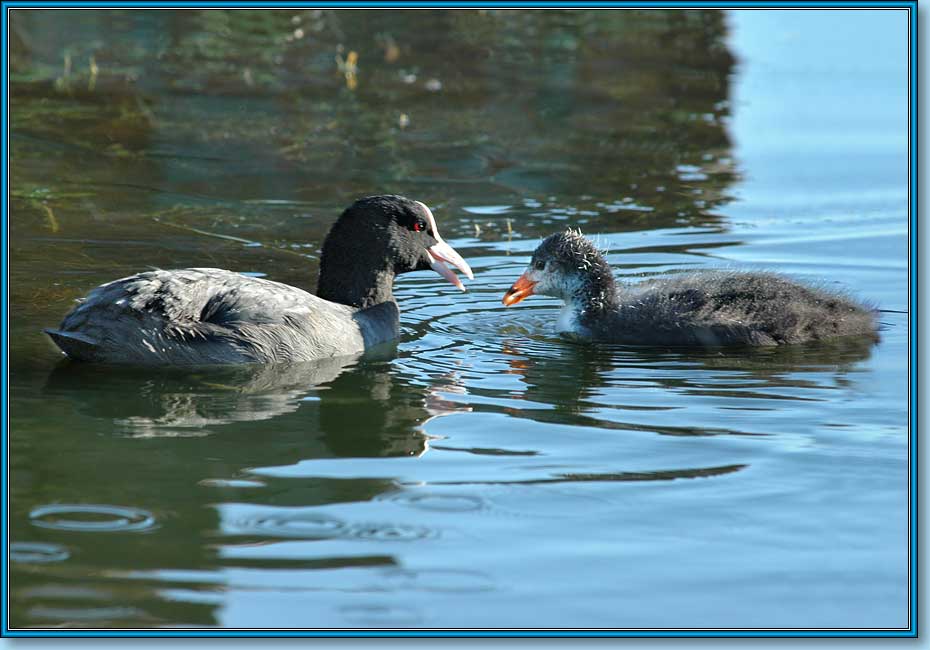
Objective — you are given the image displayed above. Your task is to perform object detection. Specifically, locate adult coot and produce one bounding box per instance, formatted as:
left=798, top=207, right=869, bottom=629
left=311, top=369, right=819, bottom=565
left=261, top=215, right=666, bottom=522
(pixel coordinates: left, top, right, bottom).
left=47, top=195, right=473, bottom=364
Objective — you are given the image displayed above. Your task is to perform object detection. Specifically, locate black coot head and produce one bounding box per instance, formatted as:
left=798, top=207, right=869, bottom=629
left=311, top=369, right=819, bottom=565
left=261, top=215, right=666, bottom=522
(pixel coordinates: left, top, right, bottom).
left=322, top=195, right=472, bottom=290
left=344, top=195, right=438, bottom=273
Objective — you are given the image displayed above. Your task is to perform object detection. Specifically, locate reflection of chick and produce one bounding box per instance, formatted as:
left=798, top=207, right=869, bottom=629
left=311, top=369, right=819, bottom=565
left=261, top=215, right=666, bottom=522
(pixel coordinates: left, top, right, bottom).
left=501, top=341, right=611, bottom=416
left=499, top=332, right=874, bottom=439
left=424, top=371, right=472, bottom=419
left=505, top=230, right=879, bottom=347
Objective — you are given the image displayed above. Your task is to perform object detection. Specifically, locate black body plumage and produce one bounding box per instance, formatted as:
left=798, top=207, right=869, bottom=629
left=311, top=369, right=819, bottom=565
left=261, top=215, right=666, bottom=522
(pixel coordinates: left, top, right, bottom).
left=524, top=230, right=879, bottom=347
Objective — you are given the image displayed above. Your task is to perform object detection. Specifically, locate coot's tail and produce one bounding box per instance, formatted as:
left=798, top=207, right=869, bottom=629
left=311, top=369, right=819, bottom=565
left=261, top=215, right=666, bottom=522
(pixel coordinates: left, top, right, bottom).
left=44, top=329, right=99, bottom=361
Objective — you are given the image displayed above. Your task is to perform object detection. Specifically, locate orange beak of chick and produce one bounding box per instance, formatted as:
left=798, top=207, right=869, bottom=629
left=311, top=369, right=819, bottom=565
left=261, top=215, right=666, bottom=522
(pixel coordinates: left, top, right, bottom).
left=502, top=272, right=538, bottom=307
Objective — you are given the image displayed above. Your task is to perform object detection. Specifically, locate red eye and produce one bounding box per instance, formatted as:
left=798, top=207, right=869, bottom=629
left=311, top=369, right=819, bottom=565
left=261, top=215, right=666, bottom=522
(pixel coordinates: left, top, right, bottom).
left=413, top=219, right=425, bottom=232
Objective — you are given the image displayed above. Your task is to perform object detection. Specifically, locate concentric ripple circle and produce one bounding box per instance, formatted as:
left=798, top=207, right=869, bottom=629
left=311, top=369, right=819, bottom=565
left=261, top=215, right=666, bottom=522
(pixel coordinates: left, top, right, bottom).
left=226, top=510, right=438, bottom=541
left=29, top=504, right=157, bottom=533
left=344, top=522, right=437, bottom=542
left=230, top=512, right=347, bottom=539
left=10, top=542, right=70, bottom=563
left=375, top=490, right=485, bottom=513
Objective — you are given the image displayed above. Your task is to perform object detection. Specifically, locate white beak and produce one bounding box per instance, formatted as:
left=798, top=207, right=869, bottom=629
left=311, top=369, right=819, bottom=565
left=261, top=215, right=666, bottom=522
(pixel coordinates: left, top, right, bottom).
left=416, top=201, right=474, bottom=291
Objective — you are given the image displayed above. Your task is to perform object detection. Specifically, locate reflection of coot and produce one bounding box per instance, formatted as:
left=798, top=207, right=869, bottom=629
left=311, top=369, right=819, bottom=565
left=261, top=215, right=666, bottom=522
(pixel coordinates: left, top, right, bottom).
left=318, top=364, right=432, bottom=459
left=43, top=353, right=368, bottom=437
left=41, top=340, right=428, bottom=457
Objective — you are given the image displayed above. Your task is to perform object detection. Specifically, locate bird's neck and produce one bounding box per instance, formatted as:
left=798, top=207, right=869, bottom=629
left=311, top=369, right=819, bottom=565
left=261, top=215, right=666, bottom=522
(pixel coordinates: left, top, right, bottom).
left=570, top=263, right=619, bottom=316
left=552, top=267, right=617, bottom=336
left=317, top=259, right=396, bottom=309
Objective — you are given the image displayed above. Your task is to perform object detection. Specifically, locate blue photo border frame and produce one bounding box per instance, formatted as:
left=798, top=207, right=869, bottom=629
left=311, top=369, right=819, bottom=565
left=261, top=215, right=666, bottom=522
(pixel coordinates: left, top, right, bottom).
left=0, top=0, right=918, bottom=638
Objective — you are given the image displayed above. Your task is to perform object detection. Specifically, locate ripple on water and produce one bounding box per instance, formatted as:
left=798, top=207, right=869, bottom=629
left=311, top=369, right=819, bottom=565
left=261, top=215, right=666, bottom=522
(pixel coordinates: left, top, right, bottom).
left=338, top=603, right=423, bottom=626
left=230, top=512, right=348, bottom=539
left=375, top=490, right=485, bottom=513
left=380, top=567, right=495, bottom=593
left=10, top=542, right=70, bottom=563
left=29, top=504, right=157, bottom=533
left=462, top=205, right=513, bottom=215
left=425, top=304, right=557, bottom=346
left=406, top=304, right=566, bottom=378
left=344, top=522, right=436, bottom=542
left=227, top=511, right=436, bottom=542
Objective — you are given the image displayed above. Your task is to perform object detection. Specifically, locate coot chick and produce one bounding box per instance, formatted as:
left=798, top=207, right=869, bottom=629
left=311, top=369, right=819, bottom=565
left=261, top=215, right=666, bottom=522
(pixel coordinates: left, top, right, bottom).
left=47, top=195, right=473, bottom=364
left=502, top=229, right=878, bottom=347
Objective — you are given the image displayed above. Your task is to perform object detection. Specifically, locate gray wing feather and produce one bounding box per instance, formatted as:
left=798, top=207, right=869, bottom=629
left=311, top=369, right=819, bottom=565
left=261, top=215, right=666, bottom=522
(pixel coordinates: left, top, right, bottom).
left=599, top=271, right=877, bottom=346
left=51, top=269, right=377, bottom=364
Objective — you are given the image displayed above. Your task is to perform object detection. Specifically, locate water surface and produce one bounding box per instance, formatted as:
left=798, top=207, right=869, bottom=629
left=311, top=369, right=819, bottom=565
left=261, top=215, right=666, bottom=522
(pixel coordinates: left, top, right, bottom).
left=8, top=9, right=909, bottom=629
